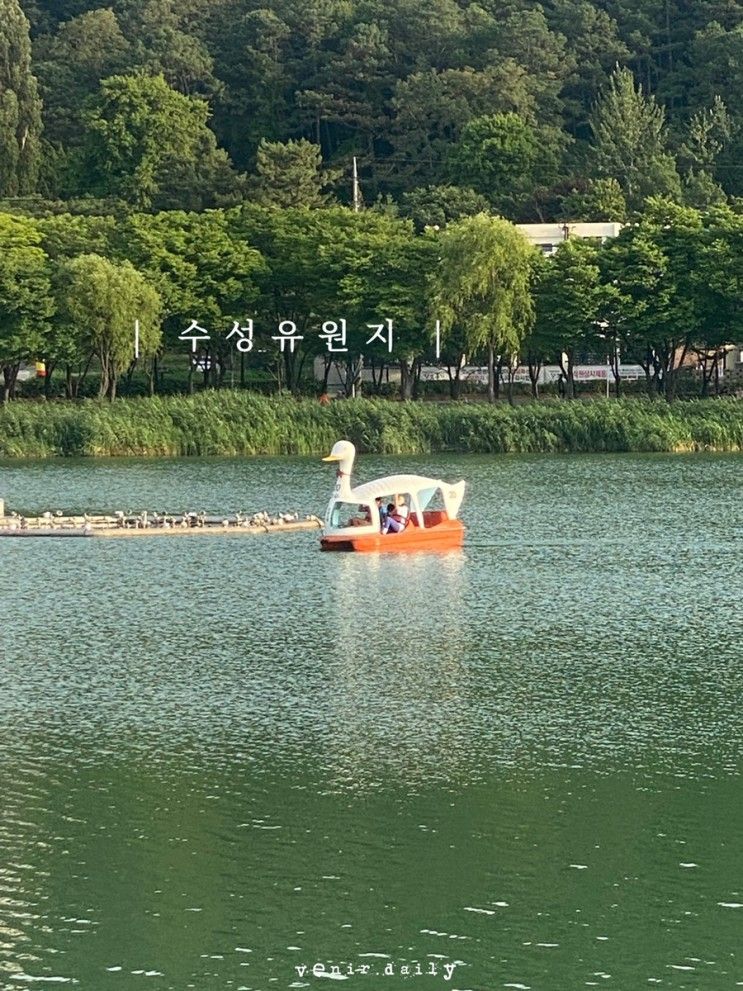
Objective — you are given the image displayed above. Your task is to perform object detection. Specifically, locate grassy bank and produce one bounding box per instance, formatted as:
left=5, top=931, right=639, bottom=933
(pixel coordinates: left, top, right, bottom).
left=0, top=394, right=741, bottom=458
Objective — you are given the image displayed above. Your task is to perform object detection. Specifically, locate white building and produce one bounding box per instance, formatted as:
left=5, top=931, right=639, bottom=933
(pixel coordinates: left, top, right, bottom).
left=516, top=222, right=623, bottom=255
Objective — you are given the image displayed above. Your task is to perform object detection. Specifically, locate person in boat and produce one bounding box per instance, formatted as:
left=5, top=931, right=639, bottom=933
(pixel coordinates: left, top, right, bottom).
left=383, top=495, right=409, bottom=534
left=375, top=497, right=388, bottom=530
left=347, top=504, right=372, bottom=527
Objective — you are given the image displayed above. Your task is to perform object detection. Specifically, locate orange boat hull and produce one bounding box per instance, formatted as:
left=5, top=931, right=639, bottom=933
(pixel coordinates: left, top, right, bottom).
left=320, top=516, right=464, bottom=553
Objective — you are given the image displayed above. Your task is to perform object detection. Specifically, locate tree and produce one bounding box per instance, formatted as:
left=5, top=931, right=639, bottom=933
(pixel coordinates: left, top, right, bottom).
left=447, top=113, right=551, bottom=214
left=250, top=139, right=337, bottom=208
left=485, top=8, right=575, bottom=126
left=520, top=252, right=554, bottom=398
left=294, top=20, right=395, bottom=163
left=0, top=0, right=43, bottom=196
left=677, top=97, right=731, bottom=208
left=533, top=239, right=603, bottom=398
left=590, top=65, right=681, bottom=210
left=545, top=0, right=629, bottom=139
left=115, top=0, right=221, bottom=98
left=80, top=73, right=239, bottom=210
left=561, top=178, right=627, bottom=222
left=57, top=254, right=161, bottom=400
left=322, top=215, right=436, bottom=399
left=228, top=205, right=347, bottom=393
left=688, top=205, right=743, bottom=395
left=113, top=210, right=265, bottom=391
left=207, top=6, right=291, bottom=166
left=389, top=64, right=536, bottom=191
left=431, top=213, right=537, bottom=402
left=34, top=9, right=131, bottom=149
left=400, top=185, right=490, bottom=232
left=0, top=213, right=53, bottom=400
left=600, top=200, right=705, bottom=400
left=689, top=23, right=743, bottom=137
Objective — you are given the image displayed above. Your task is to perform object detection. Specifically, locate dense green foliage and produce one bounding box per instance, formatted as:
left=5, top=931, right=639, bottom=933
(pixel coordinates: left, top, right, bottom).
left=0, top=394, right=741, bottom=458
left=0, top=0, right=742, bottom=413
left=0, top=198, right=740, bottom=404
left=0, top=0, right=42, bottom=196
left=4, top=0, right=743, bottom=212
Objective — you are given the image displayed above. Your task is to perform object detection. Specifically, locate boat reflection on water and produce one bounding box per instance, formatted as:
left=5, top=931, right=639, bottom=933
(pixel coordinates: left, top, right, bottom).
left=319, top=550, right=473, bottom=789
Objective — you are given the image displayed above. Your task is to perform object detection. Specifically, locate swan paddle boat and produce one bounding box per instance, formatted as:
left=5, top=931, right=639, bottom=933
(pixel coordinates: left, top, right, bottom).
left=320, top=440, right=465, bottom=552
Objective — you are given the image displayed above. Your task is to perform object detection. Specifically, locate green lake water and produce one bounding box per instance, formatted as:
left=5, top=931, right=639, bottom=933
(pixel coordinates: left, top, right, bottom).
left=0, top=452, right=742, bottom=991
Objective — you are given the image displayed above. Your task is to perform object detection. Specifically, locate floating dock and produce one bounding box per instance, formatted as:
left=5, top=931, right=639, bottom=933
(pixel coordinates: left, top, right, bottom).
left=0, top=514, right=324, bottom=538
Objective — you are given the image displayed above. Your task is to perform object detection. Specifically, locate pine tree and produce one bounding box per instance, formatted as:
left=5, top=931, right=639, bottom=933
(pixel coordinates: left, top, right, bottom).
left=250, top=139, right=337, bottom=208
left=590, top=65, right=680, bottom=209
left=0, top=0, right=43, bottom=196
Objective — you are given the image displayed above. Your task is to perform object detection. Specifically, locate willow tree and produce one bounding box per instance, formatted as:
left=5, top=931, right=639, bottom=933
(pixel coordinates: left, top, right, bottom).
left=58, top=253, right=161, bottom=400
left=0, top=0, right=43, bottom=196
left=431, top=213, right=537, bottom=402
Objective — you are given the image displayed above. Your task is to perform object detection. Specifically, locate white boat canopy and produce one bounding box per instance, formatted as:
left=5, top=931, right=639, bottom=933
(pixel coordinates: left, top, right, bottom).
left=321, top=440, right=466, bottom=533
left=353, top=475, right=465, bottom=520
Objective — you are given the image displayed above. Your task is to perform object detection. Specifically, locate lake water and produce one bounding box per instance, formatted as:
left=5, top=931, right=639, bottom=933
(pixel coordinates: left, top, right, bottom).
left=0, top=452, right=742, bottom=991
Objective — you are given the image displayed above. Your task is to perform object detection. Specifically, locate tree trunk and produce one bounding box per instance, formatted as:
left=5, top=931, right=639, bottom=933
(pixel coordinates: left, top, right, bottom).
left=65, top=365, right=76, bottom=399
left=527, top=354, right=541, bottom=400
left=2, top=365, right=19, bottom=402
left=641, top=349, right=653, bottom=397
left=321, top=356, right=332, bottom=393
left=664, top=342, right=687, bottom=403
left=609, top=347, right=621, bottom=398
left=343, top=355, right=362, bottom=398
left=494, top=353, right=505, bottom=401
left=447, top=363, right=463, bottom=399
left=296, top=351, right=307, bottom=392
left=370, top=358, right=386, bottom=395
left=43, top=362, right=56, bottom=399
left=202, top=347, right=210, bottom=390
left=487, top=344, right=496, bottom=403
left=283, top=348, right=299, bottom=394
left=400, top=359, right=413, bottom=401
left=98, top=353, right=110, bottom=399
left=411, top=357, right=423, bottom=400
left=696, top=349, right=719, bottom=398
left=558, top=351, right=575, bottom=399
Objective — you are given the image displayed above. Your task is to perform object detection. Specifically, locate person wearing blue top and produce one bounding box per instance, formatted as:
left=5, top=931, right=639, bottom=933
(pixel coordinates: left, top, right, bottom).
left=375, top=497, right=388, bottom=530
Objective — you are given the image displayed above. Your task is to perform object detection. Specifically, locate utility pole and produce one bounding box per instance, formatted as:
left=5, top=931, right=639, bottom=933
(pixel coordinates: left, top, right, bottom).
left=352, top=156, right=361, bottom=213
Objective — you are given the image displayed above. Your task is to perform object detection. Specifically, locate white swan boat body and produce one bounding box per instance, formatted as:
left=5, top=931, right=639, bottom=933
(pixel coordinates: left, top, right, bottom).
left=320, top=440, right=465, bottom=552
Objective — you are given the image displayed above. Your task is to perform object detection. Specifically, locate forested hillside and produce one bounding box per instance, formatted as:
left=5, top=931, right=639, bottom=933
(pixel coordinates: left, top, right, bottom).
left=3, top=0, right=743, bottom=218
left=1, top=0, right=742, bottom=410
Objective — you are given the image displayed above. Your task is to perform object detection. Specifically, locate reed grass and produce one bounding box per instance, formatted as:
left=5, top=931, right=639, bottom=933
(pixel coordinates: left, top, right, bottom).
left=0, top=394, right=741, bottom=458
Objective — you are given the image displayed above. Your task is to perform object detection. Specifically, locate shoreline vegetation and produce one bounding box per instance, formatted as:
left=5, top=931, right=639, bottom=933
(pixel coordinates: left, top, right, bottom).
left=0, top=394, right=741, bottom=459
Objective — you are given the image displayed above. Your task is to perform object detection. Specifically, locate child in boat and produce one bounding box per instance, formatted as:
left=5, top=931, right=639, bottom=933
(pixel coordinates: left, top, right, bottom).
left=383, top=495, right=409, bottom=533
